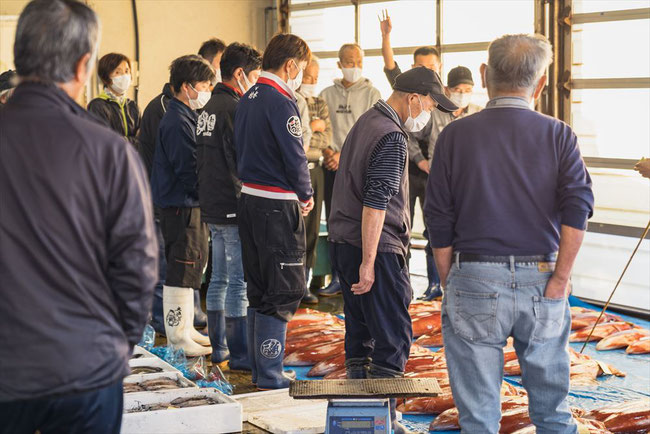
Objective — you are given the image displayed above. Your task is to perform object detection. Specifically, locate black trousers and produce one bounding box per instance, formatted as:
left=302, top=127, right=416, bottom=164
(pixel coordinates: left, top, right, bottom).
left=0, top=380, right=123, bottom=434
left=305, top=164, right=324, bottom=269
left=238, top=194, right=306, bottom=322
left=333, top=243, right=413, bottom=373
left=159, top=207, right=209, bottom=288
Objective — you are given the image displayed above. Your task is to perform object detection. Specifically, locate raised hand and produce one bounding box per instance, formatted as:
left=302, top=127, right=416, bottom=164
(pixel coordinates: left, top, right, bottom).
left=379, top=9, right=392, bottom=37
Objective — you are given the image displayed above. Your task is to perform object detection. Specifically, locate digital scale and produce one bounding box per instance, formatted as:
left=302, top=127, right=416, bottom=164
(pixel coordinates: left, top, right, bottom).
left=289, top=378, right=442, bottom=434
left=326, top=399, right=390, bottom=434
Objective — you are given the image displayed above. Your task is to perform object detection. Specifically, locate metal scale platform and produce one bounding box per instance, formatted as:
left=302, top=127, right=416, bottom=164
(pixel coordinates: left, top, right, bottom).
left=290, top=378, right=441, bottom=434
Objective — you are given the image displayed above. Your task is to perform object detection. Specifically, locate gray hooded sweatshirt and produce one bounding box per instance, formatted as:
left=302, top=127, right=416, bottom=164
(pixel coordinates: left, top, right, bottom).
left=319, top=77, right=382, bottom=152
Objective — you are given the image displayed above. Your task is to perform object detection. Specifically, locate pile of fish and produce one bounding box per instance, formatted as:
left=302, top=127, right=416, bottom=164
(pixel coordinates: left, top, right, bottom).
left=429, top=395, right=650, bottom=433
left=126, top=396, right=218, bottom=413
left=123, top=377, right=189, bottom=394
left=569, top=307, right=650, bottom=354
left=130, top=366, right=164, bottom=375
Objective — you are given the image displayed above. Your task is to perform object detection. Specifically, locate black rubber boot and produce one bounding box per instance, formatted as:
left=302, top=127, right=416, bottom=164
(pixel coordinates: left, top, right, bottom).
left=255, top=312, right=296, bottom=390
left=247, top=307, right=257, bottom=384
left=207, top=310, right=229, bottom=364
left=418, top=253, right=437, bottom=300
left=318, top=270, right=342, bottom=297
left=345, top=357, right=370, bottom=379
left=422, top=284, right=443, bottom=301
left=193, top=289, right=208, bottom=328
left=225, top=316, right=251, bottom=371
left=368, top=364, right=413, bottom=434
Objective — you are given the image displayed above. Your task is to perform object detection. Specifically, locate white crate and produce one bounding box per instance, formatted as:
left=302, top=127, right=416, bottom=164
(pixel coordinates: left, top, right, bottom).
left=130, top=345, right=156, bottom=359
left=122, top=388, right=242, bottom=433
left=127, top=357, right=178, bottom=377
left=123, top=371, right=197, bottom=393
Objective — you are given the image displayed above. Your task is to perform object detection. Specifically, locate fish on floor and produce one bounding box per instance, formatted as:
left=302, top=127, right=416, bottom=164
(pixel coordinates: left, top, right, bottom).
left=569, top=322, right=634, bottom=343
left=414, top=330, right=443, bottom=347
left=584, top=399, right=650, bottom=433
left=283, top=340, right=345, bottom=366
left=411, top=311, right=442, bottom=338
left=626, top=336, right=650, bottom=354
left=571, top=311, right=622, bottom=331
left=595, top=328, right=650, bottom=351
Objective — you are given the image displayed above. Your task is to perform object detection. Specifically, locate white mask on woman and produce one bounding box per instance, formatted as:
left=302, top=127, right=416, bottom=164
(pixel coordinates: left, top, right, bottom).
left=404, top=95, right=431, bottom=132
left=187, top=84, right=211, bottom=110
left=110, top=74, right=131, bottom=95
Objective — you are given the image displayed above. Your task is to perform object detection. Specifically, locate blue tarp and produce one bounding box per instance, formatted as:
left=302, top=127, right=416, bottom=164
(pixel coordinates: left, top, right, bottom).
left=290, top=295, right=650, bottom=433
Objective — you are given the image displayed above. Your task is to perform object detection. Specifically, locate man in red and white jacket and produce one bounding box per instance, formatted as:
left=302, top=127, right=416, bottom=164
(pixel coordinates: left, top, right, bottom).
left=234, top=33, right=314, bottom=390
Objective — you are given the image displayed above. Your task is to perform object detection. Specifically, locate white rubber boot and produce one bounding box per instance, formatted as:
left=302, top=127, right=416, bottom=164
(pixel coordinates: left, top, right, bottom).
left=186, top=293, right=211, bottom=347
left=163, top=286, right=211, bottom=356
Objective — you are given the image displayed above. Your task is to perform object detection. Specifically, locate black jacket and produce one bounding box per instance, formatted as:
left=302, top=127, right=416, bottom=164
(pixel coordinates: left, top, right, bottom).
left=0, top=83, right=158, bottom=401
left=88, top=90, right=141, bottom=147
left=138, top=83, right=173, bottom=178
left=197, top=83, right=241, bottom=224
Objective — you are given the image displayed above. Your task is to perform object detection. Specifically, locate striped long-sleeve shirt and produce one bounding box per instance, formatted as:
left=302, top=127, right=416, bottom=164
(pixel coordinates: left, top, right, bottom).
left=362, top=129, right=407, bottom=210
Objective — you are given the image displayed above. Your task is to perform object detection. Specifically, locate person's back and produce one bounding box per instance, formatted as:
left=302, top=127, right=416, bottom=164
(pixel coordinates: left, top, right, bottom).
left=0, top=3, right=156, bottom=431
left=138, top=83, right=173, bottom=178
left=428, top=105, right=591, bottom=255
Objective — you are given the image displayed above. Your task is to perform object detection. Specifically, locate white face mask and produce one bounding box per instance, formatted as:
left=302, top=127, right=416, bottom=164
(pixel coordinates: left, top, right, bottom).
left=110, top=74, right=131, bottom=95
left=341, top=67, right=362, bottom=84
left=286, top=60, right=303, bottom=92
left=237, top=70, right=253, bottom=95
left=214, top=69, right=222, bottom=83
left=187, top=84, right=211, bottom=110
left=449, top=91, right=472, bottom=109
left=300, top=83, right=317, bottom=98
left=404, top=95, right=431, bottom=132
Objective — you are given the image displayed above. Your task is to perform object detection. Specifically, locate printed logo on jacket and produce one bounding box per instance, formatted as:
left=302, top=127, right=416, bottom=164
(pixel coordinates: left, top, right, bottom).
left=197, top=111, right=216, bottom=137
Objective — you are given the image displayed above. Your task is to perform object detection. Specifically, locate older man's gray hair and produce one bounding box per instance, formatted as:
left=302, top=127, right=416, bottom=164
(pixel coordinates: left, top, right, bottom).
left=487, top=34, right=553, bottom=94
left=14, top=0, right=100, bottom=83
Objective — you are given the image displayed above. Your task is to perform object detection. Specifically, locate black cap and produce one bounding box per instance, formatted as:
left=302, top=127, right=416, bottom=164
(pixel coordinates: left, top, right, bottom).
left=447, top=66, right=474, bottom=88
left=0, top=70, right=17, bottom=92
left=393, top=66, right=457, bottom=113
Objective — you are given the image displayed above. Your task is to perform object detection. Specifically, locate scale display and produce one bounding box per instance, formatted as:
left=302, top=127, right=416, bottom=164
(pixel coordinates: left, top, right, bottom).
left=328, top=416, right=386, bottom=434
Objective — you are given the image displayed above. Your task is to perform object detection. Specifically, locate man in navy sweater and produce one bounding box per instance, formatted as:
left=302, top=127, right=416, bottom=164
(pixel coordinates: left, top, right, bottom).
left=424, top=34, right=594, bottom=433
left=235, top=33, right=314, bottom=390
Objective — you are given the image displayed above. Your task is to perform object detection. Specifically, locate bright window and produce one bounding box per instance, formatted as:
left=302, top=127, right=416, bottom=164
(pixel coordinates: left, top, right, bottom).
left=359, top=1, right=435, bottom=50
left=289, top=6, right=355, bottom=53
left=572, top=0, right=650, bottom=14
left=571, top=88, right=650, bottom=159
left=441, top=0, right=534, bottom=44
left=588, top=168, right=650, bottom=227
left=572, top=20, right=650, bottom=79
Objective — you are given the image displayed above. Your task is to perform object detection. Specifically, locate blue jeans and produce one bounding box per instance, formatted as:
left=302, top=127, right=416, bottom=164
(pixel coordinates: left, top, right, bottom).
left=207, top=224, right=247, bottom=317
left=442, top=258, right=576, bottom=434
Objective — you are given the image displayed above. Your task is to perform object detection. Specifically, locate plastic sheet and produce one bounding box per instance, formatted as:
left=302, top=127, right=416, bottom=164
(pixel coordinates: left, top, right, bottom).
left=137, top=324, right=155, bottom=350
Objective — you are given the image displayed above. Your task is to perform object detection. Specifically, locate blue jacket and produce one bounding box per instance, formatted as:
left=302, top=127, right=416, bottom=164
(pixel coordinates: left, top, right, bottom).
left=234, top=72, right=313, bottom=203
left=151, top=97, right=200, bottom=208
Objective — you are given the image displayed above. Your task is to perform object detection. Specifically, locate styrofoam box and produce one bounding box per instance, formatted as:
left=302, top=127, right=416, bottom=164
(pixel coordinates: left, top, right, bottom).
left=122, top=387, right=242, bottom=433
left=131, top=345, right=156, bottom=359
left=123, top=371, right=197, bottom=393
left=127, top=357, right=178, bottom=377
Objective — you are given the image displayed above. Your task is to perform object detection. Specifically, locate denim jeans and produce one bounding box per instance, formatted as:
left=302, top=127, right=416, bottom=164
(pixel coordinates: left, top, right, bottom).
left=207, top=224, right=247, bottom=317
left=442, top=258, right=576, bottom=434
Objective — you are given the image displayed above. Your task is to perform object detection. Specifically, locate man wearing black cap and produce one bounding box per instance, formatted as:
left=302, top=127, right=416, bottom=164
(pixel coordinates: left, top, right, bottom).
left=328, top=66, right=456, bottom=434
left=0, top=70, right=18, bottom=106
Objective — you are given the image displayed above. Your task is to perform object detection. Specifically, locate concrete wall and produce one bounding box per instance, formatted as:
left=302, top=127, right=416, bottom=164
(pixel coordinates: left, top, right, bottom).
left=0, top=0, right=274, bottom=106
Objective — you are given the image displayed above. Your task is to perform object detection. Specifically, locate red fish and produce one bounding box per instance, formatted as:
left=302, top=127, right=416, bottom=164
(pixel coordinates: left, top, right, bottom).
left=285, top=330, right=345, bottom=354
left=571, top=311, right=622, bottom=330
left=626, top=336, right=650, bottom=354
left=307, top=353, right=346, bottom=377
left=595, top=328, right=650, bottom=351
left=398, top=390, right=456, bottom=415
left=323, top=368, right=347, bottom=379
left=415, top=331, right=444, bottom=347
left=411, top=312, right=442, bottom=338
left=569, top=322, right=634, bottom=342
left=286, top=323, right=344, bottom=337
left=504, top=359, right=521, bottom=376
left=409, top=301, right=441, bottom=314
left=404, top=369, right=448, bottom=380
left=287, top=313, right=342, bottom=329
left=585, top=399, right=650, bottom=433
left=283, top=340, right=345, bottom=366
left=503, top=346, right=518, bottom=364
